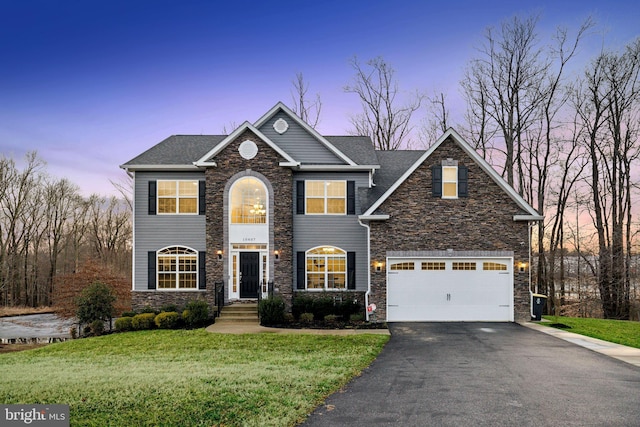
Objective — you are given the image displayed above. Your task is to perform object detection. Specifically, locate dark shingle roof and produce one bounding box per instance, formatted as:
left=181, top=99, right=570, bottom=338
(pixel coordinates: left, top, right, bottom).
left=325, top=136, right=379, bottom=166
left=361, top=150, right=426, bottom=211
left=122, top=135, right=226, bottom=166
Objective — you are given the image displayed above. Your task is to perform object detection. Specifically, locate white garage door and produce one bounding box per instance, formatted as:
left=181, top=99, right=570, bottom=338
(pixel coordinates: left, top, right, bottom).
left=387, top=258, right=513, bottom=322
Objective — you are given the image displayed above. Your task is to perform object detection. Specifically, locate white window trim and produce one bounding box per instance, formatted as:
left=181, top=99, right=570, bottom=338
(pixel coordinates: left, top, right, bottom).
left=305, top=246, right=347, bottom=290
left=442, top=166, right=458, bottom=199
left=157, top=180, right=199, bottom=215
left=305, top=180, right=347, bottom=215
left=156, top=246, right=199, bottom=290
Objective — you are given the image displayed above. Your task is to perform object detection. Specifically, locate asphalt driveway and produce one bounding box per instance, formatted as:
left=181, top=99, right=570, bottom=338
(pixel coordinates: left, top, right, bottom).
left=301, top=322, right=640, bottom=426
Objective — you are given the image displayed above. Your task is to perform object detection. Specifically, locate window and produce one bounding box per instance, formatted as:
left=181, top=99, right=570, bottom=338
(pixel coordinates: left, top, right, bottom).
left=306, top=246, right=346, bottom=289
left=230, top=177, right=267, bottom=224
left=483, top=262, right=508, bottom=271
left=422, top=262, right=446, bottom=270
left=390, top=262, right=415, bottom=271
left=442, top=166, right=457, bottom=198
left=158, top=180, right=198, bottom=214
left=452, top=262, right=476, bottom=271
left=306, top=181, right=346, bottom=214
left=157, top=246, right=198, bottom=289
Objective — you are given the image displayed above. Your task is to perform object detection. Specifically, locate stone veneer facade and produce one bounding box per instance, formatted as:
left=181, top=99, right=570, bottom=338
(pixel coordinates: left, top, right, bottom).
left=367, top=137, right=532, bottom=322
left=205, top=129, right=294, bottom=307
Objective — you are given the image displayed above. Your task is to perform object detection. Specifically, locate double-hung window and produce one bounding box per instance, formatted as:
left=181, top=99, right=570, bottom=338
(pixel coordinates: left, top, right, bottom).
left=305, top=181, right=346, bottom=214
left=442, top=166, right=458, bottom=198
left=158, top=180, right=198, bottom=214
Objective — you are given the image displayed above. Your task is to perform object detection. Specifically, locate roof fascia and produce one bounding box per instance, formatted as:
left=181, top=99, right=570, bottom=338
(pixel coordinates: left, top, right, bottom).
left=193, top=121, right=297, bottom=166
left=362, top=128, right=542, bottom=218
left=254, top=102, right=357, bottom=166
left=295, top=164, right=380, bottom=171
left=120, top=164, right=202, bottom=172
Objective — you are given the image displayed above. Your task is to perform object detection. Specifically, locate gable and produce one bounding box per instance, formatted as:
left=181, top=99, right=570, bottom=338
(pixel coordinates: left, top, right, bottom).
left=362, top=128, right=542, bottom=221
left=257, top=110, right=347, bottom=165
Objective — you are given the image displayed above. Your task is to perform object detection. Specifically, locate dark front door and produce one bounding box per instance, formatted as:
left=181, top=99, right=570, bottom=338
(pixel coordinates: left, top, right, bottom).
left=240, top=252, right=260, bottom=298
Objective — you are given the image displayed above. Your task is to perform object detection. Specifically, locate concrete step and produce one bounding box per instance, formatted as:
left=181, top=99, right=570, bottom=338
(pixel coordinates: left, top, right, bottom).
left=215, top=316, right=259, bottom=324
left=216, top=303, right=259, bottom=324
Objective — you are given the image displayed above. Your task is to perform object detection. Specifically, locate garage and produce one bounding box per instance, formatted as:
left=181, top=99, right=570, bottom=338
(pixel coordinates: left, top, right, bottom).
left=386, top=257, right=514, bottom=322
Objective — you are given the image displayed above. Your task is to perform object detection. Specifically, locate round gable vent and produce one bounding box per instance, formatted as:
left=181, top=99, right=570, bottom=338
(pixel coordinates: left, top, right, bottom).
left=273, top=118, right=289, bottom=134
left=238, top=140, right=258, bottom=160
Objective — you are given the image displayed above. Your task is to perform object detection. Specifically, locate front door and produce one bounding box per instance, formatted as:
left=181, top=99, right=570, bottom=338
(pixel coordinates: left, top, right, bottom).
left=240, top=252, right=260, bottom=298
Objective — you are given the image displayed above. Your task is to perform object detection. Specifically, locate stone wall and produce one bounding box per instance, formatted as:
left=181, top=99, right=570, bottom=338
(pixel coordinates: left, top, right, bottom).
left=205, top=129, right=294, bottom=306
left=368, top=136, right=532, bottom=322
left=131, top=290, right=210, bottom=311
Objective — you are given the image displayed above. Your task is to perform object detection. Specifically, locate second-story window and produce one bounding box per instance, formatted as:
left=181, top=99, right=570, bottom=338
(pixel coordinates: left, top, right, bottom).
left=158, top=180, right=198, bottom=214
left=305, top=180, right=346, bottom=214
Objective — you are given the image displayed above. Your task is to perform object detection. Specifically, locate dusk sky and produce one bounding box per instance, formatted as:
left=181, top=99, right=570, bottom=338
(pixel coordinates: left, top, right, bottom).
left=1, top=0, right=639, bottom=196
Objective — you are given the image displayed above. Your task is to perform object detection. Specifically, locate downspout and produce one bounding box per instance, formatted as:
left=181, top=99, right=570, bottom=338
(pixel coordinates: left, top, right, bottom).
left=358, top=218, right=372, bottom=321
left=528, top=221, right=535, bottom=319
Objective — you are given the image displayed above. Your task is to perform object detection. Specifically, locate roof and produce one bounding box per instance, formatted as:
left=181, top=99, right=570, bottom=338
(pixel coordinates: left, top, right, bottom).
left=121, top=135, right=225, bottom=169
left=361, top=128, right=543, bottom=221
left=325, top=136, right=379, bottom=166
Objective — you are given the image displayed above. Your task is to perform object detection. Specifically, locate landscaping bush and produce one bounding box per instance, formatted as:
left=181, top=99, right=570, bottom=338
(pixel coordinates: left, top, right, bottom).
left=300, top=312, right=314, bottom=324
left=155, top=311, right=181, bottom=329
left=292, top=296, right=315, bottom=319
left=89, top=320, right=105, bottom=336
left=75, top=282, right=116, bottom=326
left=140, top=306, right=159, bottom=315
left=115, top=316, right=134, bottom=332
left=259, top=296, right=286, bottom=326
left=121, top=311, right=137, bottom=318
left=350, top=313, right=365, bottom=322
left=312, top=297, right=335, bottom=320
left=324, top=314, right=338, bottom=324
left=336, top=300, right=364, bottom=319
left=182, top=300, right=209, bottom=327
left=159, top=304, right=179, bottom=313
left=132, top=313, right=156, bottom=330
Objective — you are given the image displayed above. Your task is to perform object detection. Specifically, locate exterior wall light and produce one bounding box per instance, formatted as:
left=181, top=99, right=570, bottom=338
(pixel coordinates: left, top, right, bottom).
left=518, top=262, right=528, bottom=273
left=217, top=250, right=223, bottom=261
left=274, top=250, right=280, bottom=261
left=375, top=262, right=383, bottom=272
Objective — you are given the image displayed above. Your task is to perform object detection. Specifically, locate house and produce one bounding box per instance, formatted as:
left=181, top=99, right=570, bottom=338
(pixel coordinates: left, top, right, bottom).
left=120, top=102, right=543, bottom=322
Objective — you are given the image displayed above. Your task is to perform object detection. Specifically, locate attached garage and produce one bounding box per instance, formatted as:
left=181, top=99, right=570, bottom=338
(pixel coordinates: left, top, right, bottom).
left=386, top=257, right=514, bottom=322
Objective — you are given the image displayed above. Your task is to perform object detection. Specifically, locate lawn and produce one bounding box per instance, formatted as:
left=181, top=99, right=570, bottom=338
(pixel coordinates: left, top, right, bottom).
left=542, top=315, right=640, bottom=349
left=0, top=329, right=389, bottom=426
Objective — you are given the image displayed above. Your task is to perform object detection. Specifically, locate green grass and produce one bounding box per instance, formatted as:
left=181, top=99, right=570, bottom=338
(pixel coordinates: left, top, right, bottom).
left=0, top=329, right=389, bottom=426
left=542, top=316, right=640, bottom=349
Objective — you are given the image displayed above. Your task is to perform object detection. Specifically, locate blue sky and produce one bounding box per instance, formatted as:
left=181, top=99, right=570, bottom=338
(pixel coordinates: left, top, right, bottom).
left=1, top=0, right=638, bottom=196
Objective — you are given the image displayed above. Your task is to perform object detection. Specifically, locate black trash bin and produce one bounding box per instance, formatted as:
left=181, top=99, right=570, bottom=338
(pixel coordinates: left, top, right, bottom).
left=531, top=293, right=547, bottom=321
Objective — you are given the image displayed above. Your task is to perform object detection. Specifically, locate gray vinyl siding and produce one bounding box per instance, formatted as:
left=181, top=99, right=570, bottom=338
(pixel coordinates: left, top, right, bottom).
left=258, top=111, right=345, bottom=165
left=134, top=171, right=206, bottom=291
left=293, top=172, right=370, bottom=291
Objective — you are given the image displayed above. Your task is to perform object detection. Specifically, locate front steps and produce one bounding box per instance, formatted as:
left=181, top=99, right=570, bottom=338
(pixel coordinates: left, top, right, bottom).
left=215, top=303, right=259, bottom=324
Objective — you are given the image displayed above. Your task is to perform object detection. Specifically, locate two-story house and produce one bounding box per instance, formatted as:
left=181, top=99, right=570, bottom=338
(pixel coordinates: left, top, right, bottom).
left=121, top=102, right=542, bottom=322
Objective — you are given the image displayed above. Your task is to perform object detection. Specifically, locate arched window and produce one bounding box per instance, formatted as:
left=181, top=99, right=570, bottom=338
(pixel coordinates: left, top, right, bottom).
left=157, top=246, right=198, bottom=289
left=306, top=246, right=346, bottom=289
left=230, top=177, right=267, bottom=224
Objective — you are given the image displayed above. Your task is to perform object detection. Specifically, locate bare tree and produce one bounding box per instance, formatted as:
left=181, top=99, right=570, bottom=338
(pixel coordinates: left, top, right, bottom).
left=420, top=92, right=451, bottom=145
left=345, top=56, right=423, bottom=150
left=290, top=72, right=322, bottom=127
left=574, top=37, right=640, bottom=319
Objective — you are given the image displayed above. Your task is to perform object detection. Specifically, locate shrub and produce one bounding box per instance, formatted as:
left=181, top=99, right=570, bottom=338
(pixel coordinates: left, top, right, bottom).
left=132, top=313, right=156, bottom=330
left=312, top=297, right=335, bottom=320
left=300, top=312, right=314, bottom=324
left=349, top=313, right=365, bottom=322
left=159, top=304, right=179, bottom=313
left=183, top=300, right=209, bottom=327
left=141, top=306, right=159, bottom=315
left=337, top=300, right=363, bottom=319
left=89, top=320, right=105, bottom=336
left=259, top=296, right=286, bottom=326
left=324, top=314, right=338, bottom=324
left=121, top=311, right=137, bottom=318
left=115, top=316, right=134, bottom=332
left=75, top=282, right=116, bottom=325
left=292, top=296, right=315, bottom=319
left=283, top=312, right=295, bottom=323
left=155, top=311, right=181, bottom=329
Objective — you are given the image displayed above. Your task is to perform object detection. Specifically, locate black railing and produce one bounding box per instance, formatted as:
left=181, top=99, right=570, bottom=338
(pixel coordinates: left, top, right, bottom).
left=214, top=281, right=224, bottom=318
